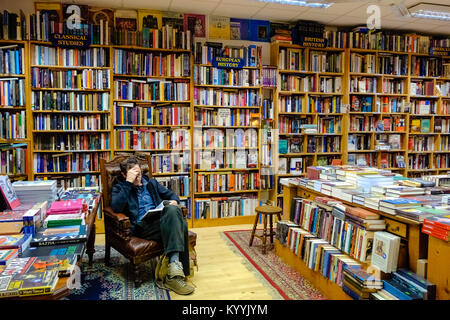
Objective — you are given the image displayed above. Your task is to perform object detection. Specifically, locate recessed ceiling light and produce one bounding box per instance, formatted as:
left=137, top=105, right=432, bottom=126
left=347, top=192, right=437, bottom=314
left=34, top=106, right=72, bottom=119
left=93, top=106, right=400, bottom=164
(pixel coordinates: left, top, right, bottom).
left=252, top=0, right=333, bottom=9
left=408, top=3, right=450, bottom=21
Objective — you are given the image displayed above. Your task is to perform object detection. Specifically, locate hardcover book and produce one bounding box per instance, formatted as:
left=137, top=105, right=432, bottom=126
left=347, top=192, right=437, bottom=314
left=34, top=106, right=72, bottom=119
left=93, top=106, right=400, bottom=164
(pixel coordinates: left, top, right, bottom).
left=209, top=16, right=230, bottom=40
left=183, top=13, right=205, bottom=38
left=30, top=225, right=88, bottom=247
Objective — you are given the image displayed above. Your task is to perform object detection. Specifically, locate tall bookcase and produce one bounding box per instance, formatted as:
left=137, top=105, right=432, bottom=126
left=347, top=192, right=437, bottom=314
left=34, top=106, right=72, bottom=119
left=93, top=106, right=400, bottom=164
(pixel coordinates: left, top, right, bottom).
left=29, top=41, right=113, bottom=188
left=0, top=40, right=30, bottom=181
left=270, top=43, right=345, bottom=203
left=191, top=42, right=263, bottom=227
left=111, top=45, right=193, bottom=226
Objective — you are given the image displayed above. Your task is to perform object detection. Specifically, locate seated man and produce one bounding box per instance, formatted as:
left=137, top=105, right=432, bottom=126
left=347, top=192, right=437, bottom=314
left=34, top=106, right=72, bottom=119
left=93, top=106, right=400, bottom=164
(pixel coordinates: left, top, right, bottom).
left=111, top=156, right=194, bottom=295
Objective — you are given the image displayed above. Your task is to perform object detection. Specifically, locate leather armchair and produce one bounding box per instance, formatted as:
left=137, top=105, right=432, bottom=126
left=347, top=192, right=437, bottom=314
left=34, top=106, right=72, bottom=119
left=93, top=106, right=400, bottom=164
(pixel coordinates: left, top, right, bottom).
left=100, top=154, right=197, bottom=286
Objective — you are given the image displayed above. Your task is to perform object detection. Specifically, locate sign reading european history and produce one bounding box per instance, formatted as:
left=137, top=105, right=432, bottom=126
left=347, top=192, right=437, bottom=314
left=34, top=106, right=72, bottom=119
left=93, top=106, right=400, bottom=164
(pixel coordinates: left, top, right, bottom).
left=298, top=36, right=327, bottom=48
left=212, top=56, right=245, bottom=69
left=50, top=33, right=91, bottom=48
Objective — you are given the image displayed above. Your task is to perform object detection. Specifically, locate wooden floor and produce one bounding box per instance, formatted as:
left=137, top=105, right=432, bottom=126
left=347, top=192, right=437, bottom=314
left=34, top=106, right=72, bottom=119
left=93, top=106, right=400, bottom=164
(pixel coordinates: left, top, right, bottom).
left=94, top=224, right=281, bottom=300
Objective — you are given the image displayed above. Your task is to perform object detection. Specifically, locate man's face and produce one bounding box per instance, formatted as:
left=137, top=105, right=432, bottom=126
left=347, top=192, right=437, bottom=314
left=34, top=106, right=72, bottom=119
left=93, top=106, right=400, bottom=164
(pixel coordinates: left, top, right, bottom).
left=131, top=164, right=142, bottom=186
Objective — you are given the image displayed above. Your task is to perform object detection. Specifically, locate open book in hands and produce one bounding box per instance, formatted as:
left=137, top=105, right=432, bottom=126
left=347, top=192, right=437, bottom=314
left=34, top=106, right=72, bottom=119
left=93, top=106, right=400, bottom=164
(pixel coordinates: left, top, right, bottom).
left=142, top=200, right=172, bottom=220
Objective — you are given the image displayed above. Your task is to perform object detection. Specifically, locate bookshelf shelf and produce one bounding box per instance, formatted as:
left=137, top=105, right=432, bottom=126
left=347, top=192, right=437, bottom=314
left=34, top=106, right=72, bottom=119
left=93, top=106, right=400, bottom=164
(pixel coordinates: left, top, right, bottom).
left=194, top=105, right=260, bottom=109
left=152, top=172, right=190, bottom=176
left=194, top=190, right=260, bottom=195
left=33, top=150, right=112, bottom=153
left=111, top=45, right=190, bottom=53
left=0, top=74, right=25, bottom=78
left=34, top=171, right=101, bottom=175
left=194, top=168, right=259, bottom=172
left=113, top=74, right=190, bottom=80
left=194, top=84, right=260, bottom=89
left=30, top=65, right=111, bottom=70
left=32, top=110, right=110, bottom=114
left=113, top=99, right=190, bottom=103
left=114, top=149, right=188, bottom=152
left=32, top=130, right=110, bottom=133
left=114, top=124, right=190, bottom=128
left=31, top=88, right=110, bottom=92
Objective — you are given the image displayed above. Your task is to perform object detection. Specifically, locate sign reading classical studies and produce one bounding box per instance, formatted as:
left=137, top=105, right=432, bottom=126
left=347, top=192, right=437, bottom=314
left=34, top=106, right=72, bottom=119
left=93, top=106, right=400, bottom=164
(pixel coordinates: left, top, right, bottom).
left=50, top=33, right=91, bottom=49
left=212, top=56, right=245, bottom=69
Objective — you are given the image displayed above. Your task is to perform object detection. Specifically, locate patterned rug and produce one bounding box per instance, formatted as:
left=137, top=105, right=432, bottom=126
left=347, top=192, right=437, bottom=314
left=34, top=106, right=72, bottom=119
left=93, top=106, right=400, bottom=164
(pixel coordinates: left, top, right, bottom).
left=223, top=229, right=327, bottom=300
left=64, top=246, right=170, bottom=300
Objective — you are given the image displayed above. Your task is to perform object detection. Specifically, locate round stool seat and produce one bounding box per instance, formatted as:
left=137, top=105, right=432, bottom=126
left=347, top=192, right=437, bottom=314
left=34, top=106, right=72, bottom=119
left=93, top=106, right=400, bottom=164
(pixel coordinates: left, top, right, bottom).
left=255, top=205, right=282, bottom=215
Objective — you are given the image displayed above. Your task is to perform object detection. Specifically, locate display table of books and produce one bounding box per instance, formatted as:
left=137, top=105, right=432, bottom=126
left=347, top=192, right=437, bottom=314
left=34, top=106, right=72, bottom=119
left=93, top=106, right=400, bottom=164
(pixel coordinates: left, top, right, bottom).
left=0, top=178, right=101, bottom=300
left=275, top=165, right=450, bottom=300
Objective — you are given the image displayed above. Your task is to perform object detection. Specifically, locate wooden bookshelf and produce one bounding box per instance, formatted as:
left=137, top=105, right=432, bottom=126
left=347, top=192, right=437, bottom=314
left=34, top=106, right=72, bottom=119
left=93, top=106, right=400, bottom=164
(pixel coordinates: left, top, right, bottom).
left=29, top=41, right=113, bottom=190
left=191, top=43, right=263, bottom=227
left=0, top=40, right=31, bottom=181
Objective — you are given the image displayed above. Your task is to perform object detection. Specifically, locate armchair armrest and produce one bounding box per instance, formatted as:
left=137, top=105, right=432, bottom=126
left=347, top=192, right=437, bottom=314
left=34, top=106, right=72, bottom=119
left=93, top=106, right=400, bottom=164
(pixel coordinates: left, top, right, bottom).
left=104, top=207, right=131, bottom=240
left=180, top=205, right=188, bottom=218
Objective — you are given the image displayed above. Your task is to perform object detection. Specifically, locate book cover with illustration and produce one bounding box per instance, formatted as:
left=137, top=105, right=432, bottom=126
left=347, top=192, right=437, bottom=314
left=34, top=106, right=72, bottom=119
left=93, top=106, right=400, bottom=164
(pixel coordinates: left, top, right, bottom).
left=30, top=225, right=88, bottom=247
left=209, top=16, right=230, bottom=40
left=114, top=9, right=137, bottom=31
left=88, top=7, right=114, bottom=26
left=0, top=176, right=20, bottom=210
left=138, top=9, right=162, bottom=31
left=5, top=269, right=60, bottom=297
left=249, top=19, right=270, bottom=42
left=25, top=255, right=78, bottom=277
left=183, top=13, right=205, bottom=38
left=230, top=18, right=249, bottom=40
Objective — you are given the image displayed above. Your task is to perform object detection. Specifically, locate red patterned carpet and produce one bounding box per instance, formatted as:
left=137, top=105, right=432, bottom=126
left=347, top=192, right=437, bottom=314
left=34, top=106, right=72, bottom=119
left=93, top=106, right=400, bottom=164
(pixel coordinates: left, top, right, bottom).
left=223, top=229, right=327, bottom=300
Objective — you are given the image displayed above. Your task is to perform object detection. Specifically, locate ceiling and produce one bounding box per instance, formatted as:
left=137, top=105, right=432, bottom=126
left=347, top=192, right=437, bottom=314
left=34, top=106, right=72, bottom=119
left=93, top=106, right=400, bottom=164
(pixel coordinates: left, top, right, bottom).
left=16, top=0, right=450, bottom=35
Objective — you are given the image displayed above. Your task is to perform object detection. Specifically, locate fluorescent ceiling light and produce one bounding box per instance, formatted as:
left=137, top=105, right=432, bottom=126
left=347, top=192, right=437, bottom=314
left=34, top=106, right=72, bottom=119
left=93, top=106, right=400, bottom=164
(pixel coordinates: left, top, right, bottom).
left=408, top=3, right=450, bottom=21
left=252, top=0, right=333, bottom=8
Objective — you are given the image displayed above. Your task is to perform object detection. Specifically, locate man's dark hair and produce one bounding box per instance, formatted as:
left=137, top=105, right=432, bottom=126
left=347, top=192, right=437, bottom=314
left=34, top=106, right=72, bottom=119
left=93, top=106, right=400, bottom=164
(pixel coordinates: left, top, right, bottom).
left=120, top=157, right=140, bottom=175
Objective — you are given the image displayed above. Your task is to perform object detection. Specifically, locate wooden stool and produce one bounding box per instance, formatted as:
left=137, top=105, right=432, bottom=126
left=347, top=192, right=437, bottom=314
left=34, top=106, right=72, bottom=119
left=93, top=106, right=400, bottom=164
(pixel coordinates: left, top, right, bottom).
left=249, top=205, right=283, bottom=254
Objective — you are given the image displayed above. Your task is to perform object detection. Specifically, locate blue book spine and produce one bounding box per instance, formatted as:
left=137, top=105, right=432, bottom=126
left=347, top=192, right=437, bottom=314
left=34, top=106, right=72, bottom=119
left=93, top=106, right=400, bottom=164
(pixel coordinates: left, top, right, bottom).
left=383, top=280, right=413, bottom=300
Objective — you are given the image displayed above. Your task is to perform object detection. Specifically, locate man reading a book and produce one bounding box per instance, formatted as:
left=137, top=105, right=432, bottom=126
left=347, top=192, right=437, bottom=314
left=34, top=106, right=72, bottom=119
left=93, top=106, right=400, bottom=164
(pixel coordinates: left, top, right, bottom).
left=111, top=157, right=194, bottom=295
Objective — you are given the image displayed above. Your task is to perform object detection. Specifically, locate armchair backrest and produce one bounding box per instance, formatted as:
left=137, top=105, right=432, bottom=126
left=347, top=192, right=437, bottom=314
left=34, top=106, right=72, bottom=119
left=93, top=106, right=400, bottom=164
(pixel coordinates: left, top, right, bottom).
left=100, top=153, right=153, bottom=208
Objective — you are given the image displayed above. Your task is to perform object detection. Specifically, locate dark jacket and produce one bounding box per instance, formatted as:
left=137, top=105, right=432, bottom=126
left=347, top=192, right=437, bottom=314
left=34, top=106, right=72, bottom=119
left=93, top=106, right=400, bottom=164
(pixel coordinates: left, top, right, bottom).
left=111, top=175, right=180, bottom=232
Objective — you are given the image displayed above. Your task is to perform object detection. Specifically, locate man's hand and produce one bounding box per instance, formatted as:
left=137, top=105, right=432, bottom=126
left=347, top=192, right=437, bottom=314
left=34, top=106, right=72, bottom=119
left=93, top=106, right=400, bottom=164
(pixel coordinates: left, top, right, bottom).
left=126, top=166, right=140, bottom=184
left=167, top=200, right=179, bottom=206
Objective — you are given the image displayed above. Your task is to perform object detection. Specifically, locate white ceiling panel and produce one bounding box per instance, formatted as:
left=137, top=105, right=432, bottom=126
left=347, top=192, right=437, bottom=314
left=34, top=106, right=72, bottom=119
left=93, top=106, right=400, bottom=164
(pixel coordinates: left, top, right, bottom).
left=426, top=25, right=450, bottom=35
left=222, top=0, right=268, bottom=7
left=170, top=0, right=220, bottom=14
left=250, top=7, right=304, bottom=21
left=119, top=0, right=171, bottom=10
left=212, top=3, right=265, bottom=18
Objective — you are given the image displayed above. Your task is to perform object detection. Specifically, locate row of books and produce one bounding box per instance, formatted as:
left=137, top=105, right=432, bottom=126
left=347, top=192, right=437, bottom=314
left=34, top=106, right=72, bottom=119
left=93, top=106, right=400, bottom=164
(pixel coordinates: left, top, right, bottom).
left=380, top=97, right=408, bottom=113
left=309, top=51, right=342, bottom=73
left=410, top=80, right=435, bottom=96
left=37, top=175, right=100, bottom=189
left=318, top=117, right=341, bottom=134
left=307, top=136, right=341, bottom=153
left=411, top=100, right=436, bottom=115
left=411, top=56, right=442, bottom=77
left=194, top=108, right=258, bottom=127
left=32, top=45, right=109, bottom=68
left=114, top=128, right=189, bottom=150
left=33, top=152, right=110, bottom=174
left=350, top=53, right=375, bottom=74
left=112, top=26, right=192, bottom=50
left=31, top=68, right=110, bottom=90
left=349, top=76, right=377, bottom=93
left=422, top=214, right=450, bottom=241
left=194, top=66, right=260, bottom=87
left=33, top=133, right=110, bottom=151
left=154, top=176, right=190, bottom=197
left=348, top=134, right=371, bottom=152
left=276, top=116, right=311, bottom=134
left=0, top=144, right=27, bottom=175
left=379, top=54, right=408, bottom=75
left=350, top=95, right=373, bottom=112
left=434, top=154, right=450, bottom=169
left=278, top=95, right=303, bottom=113
left=382, top=78, right=406, bottom=95
left=194, top=172, right=260, bottom=193
left=115, top=103, right=189, bottom=126
left=31, top=91, right=110, bottom=112
left=278, top=48, right=305, bottom=71
left=261, top=66, right=277, bottom=88
left=33, top=114, right=110, bottom=131
left=277, top=157, right=309, bottom=175
left=280, top=75, right=316, bottom=92
left=350, top=115, right=374, bottom=132
left=376, top=134, right=402, bottom=150
left=194, top=42, right=262, bottom=68
left=0, top=78, right=25, bottom=106
left=307, top=96, right=342, bottom=114
left=193, top=128, right=258, bottom=149
left=262, top=98, right=274, bottom=119
left=376, top=117, right=406, bottom=132
left=194, top=149, right=258, bottom=170
left=379, top=153, right=406, bottom=169
left=113, top=50, right=190, bottom=77
left=114, top=79, right=190, bottom=102
left=0, top=45, right=25, bottom=75
left=410, top=119, right=432, bottom=133
left=440, top=136, right=450, bottom=151
left=193, top=88, right=261, bottom=107
left=194, top=196, right=258, bottom=219
left=409, top=154, right=431, bottom=170
left=150, top=152, right=190, bottom=174
left=0, top=111, right=26, bottom=139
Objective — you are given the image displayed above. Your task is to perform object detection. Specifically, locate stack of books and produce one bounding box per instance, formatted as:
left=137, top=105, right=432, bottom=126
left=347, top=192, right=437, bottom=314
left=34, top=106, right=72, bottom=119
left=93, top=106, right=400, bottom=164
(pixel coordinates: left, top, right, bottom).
left=342, top=265, right=383, bottom=300
left=385, top=186, right=426, bottom=198
left=12, top=180, right=59, bottom=206
left=356, top=174, right=395, bottom=193
left=396, top=206, right=448, bottom=222
left=345, top=207, right=386, bottom=231
left=422, top=214, right=450, bottom=241
left=378, top=198, right=422, bottom=215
